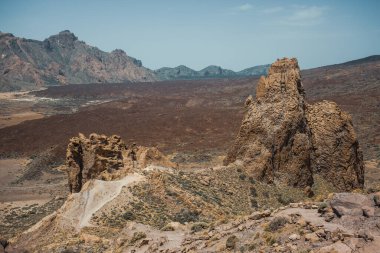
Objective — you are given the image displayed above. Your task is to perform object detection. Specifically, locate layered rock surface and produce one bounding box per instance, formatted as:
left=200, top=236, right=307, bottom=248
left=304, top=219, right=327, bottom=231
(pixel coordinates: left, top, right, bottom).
left=224, top=58, right=364, bottom=191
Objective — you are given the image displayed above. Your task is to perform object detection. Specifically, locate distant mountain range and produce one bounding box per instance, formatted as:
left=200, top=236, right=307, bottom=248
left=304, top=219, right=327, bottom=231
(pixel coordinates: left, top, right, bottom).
left=0, top=30, right=378, bottom=92
left=154, top=64, right=269, bottom=80
left=0, top=30, right=271, bottom=91
left=0, top=30, right=157, bottom=91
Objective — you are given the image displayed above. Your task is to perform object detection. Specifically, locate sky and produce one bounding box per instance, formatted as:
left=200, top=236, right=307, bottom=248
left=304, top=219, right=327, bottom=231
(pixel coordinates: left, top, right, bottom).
left=0, top=0, right=379, bottom=71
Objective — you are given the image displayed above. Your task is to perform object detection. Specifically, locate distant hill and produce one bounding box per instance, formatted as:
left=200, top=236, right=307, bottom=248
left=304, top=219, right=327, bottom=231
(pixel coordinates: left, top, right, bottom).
left=154, top=64, right=269, bottom=80
left=0, top=30, right=157, bottom=91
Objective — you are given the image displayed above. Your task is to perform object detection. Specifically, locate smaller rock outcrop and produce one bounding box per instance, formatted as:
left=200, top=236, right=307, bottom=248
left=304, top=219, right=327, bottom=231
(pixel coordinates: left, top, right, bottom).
left=66, top=133, right=175, bottom=193
left=66, top=133, right=125, bottom=193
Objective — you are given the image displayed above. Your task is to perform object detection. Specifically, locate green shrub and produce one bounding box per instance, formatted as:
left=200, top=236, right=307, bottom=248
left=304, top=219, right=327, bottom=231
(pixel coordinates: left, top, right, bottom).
left=191, top=222, right=209, bottom=232
left=277, top=194, right=293, bottom=205
left=161, top=224, right=175, bottom=231
left=266, top=217, right=288, bottom=232
left=122, top=211, right=134, bottom=220
left=250, top=187, right=257, bottom=197
left=247, top=243, right=256, bottom=250
left=173, top=209, right=199, bottom=224
left=226, top=235, right=238, bottom=250
left=250, top=198, right=258, bottom=208
left=318, top=202, right=328, bottom=213
left=130, top=232, right=146, bottom=245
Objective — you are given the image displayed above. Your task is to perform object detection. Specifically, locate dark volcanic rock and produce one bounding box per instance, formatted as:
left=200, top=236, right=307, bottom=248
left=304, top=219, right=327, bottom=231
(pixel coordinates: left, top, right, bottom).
left=224, top=58, right=364, bottom=191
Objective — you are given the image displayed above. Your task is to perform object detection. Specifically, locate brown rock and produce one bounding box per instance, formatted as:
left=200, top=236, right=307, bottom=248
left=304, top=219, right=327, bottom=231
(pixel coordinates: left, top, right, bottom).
left=324, top=212, right=335, bottom=222
left=316, top=241, right=352, bottom=253
left=305, top=232, right=320, bottom=243
left=330, top=193, right=374, bottom=217
left=372, top=192, right=380, bottom=206
left=224, top=58, right=313, bottom=187
left=306, top=101, right=364, bottom=191
left=66, top=133, right=176, bottom=193
left=66, top=133, right=125, bottom=193
left=356, top=229, right=374, bottom=241
left=248, top=210, right=272, bottom=220
left=224, top=58, right=364, bottom=191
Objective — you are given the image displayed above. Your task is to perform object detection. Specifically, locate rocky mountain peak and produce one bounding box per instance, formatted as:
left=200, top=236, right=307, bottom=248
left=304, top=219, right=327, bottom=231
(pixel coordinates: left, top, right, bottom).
left=256, top=57, right=304, bottom=102
left=0, top=30, right=156, bottom=90
left=47, top=30, right=77, bottom=42
left=44, top=30, right=78, bottom=50
left=57, top=30, right=78, bottom=40
left=0, top=32, right=15, bottom=39
left=111, top=48, right=127, bottom=55
left=268, top=57, right=299, bottom=74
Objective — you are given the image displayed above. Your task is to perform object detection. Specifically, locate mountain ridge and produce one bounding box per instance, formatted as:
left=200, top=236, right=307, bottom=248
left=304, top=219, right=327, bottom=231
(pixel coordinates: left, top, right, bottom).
left=154, top=64, right=270, bottom=80
left=1, top=30, right=379, bottom=91
left=0, top=30, right=157, bottom=91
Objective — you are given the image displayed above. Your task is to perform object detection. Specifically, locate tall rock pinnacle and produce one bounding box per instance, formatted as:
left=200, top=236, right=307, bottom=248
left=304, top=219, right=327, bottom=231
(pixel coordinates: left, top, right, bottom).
left=224, top=58, right=364, bottom=191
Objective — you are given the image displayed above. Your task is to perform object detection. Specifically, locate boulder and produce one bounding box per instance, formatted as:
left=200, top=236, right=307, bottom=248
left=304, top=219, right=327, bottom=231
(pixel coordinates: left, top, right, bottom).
left=372, top=192, right=380, bottom=206
left=330, top=193, right=374, bottom=217
left=316, top=241, right=352, bottom=253
left=224, top=58, right=364, bottom=191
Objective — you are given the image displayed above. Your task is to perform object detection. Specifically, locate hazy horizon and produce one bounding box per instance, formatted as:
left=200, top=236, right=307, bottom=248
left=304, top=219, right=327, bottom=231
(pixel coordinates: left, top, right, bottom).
left=1, top=0, right=379, bottom=71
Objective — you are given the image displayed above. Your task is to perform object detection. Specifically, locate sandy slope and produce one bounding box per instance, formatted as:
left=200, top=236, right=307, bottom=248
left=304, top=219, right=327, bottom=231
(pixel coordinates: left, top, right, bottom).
left=26, top=173, right=145, bottom=232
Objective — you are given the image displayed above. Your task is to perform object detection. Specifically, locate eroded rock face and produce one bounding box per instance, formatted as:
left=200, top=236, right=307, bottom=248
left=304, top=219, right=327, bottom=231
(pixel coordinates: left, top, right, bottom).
left=66, top=133, right=125, bottom=193
left=66, top=133, right=176, bottom=193
left=224, top=58, right=313, bottom=187
left=306, top=101, right=364, bottom=191
left=225, top=58, right=364, bottom=191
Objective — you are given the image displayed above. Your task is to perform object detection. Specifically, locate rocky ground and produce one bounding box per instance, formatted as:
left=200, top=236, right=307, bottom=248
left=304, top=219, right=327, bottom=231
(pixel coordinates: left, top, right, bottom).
left=5, top=164, right=380, bottom=253
left=0, top=158, right=67, bottom=240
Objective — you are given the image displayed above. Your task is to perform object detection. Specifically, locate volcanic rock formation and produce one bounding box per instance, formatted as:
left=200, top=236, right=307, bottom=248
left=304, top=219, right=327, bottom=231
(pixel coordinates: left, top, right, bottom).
left=66, top=133, right=176, bottom=193
left=224, top=58, right=364, bottom=191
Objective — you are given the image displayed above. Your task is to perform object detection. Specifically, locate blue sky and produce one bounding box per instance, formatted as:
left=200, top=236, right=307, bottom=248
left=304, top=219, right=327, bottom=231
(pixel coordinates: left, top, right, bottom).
left=1, top=0, right=379, bottom=70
